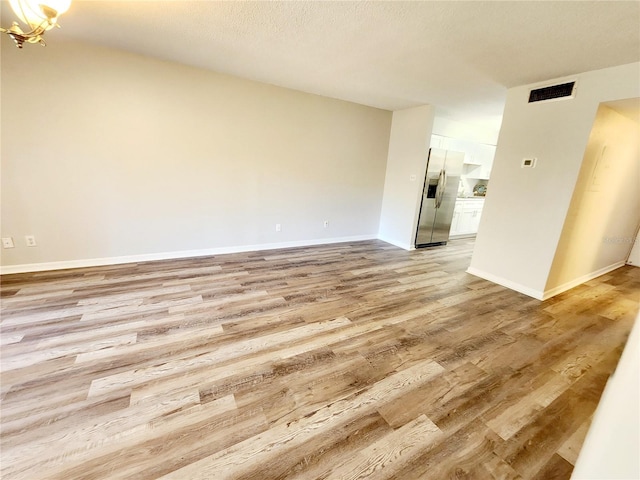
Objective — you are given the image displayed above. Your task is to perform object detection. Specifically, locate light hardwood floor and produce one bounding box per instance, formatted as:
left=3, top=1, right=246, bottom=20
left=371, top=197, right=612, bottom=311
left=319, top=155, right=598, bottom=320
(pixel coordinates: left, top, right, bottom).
left=1, top=239, right=638, bottom=479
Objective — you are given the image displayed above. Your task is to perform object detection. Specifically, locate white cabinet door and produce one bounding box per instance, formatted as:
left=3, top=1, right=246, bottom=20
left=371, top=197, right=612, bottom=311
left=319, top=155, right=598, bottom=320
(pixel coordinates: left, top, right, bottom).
left=430, top=135, right=451, bottom=150
left=469, top=207, right=482, bottom=232
left=429, top=136, right=495, bottom=180
left=450, top=200, right=484, bottom=237
left=450, top=201, right=463, bottom=236
left=458, top=209, right=476, bottom=234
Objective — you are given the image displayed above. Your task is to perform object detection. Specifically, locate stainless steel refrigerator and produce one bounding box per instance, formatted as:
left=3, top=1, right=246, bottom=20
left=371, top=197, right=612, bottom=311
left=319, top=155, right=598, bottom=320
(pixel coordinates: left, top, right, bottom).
left=415, top=148, right=465, bottom=248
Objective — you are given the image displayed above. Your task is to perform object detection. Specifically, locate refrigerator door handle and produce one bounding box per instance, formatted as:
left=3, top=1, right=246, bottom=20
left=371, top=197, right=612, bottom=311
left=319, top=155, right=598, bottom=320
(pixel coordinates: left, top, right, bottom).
left=435, top=169, right=446, bottom=208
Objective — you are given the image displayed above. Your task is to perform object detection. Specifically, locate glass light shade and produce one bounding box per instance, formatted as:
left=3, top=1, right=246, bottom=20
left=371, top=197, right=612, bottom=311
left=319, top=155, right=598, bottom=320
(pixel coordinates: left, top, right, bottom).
left=8, top=0, right=71, bottom=29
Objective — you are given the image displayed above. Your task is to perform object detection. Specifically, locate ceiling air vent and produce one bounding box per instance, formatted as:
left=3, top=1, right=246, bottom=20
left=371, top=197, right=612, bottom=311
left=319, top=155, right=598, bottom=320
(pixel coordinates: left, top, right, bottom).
left=528, top=81, right=576, bottom=103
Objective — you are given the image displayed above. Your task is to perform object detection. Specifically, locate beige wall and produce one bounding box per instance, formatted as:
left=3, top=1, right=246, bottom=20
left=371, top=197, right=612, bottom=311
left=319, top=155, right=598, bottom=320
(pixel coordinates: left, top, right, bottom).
left=546, top=104, right=640, bottom=292
left=0, top=41, right=392, bottom=271
left=378, top=106, right=435, bottom=249
left=469, top=62, right=640, bottom=299
left=628, top=229, right=640, bottom=266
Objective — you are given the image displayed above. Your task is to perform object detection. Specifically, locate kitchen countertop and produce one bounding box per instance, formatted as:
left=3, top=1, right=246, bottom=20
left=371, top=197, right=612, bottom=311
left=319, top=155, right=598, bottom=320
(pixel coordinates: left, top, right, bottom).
left=456, top=196, right=486, bottom=200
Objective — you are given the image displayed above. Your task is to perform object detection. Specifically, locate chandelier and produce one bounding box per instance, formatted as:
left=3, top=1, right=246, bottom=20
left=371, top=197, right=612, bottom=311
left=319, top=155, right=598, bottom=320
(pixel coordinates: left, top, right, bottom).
left=1, top=0, right=72, bottom=48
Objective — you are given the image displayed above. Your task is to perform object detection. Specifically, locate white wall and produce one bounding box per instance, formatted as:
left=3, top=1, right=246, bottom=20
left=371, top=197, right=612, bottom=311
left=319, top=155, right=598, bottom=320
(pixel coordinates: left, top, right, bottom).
left=432, top=116, right=500, bottom=145
left=378, top=106, right=435, bottom=249
left=571, top=314, right=639, bottom=479
left=546, top=104, right=640, bottom=293
left=0, top=40, right=392, bottom=272
left=468, top=63, right=640, bottom=299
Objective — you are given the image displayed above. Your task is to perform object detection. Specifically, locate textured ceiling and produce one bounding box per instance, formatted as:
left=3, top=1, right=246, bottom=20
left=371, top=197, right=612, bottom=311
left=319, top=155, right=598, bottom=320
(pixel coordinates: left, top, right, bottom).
left=3, top=1, right=640, bottom=133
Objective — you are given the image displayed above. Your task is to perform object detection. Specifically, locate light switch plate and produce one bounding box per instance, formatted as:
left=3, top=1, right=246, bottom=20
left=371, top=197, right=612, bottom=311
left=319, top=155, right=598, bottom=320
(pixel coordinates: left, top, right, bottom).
left=2, top=237, right=15, bottom=249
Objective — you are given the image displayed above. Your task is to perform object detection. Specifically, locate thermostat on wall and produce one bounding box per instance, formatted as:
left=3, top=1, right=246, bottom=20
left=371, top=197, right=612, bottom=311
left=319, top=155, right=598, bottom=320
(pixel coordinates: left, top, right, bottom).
left=522, top=158, right=537, bottom=168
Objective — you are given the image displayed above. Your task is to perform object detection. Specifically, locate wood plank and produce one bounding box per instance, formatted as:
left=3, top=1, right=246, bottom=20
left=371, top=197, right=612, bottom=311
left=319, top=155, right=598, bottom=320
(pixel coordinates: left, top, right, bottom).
left=307, top=414, right=443, bottom=480
left=0, top=239, right=637, bottom=479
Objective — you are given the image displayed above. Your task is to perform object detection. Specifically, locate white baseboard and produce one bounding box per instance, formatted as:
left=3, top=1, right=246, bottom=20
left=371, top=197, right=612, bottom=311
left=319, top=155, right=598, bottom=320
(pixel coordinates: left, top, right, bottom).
left=467, top=261, right=627, bottom=301
left=449, top=233, right=477, bottom=239
left=376, top=235, right=414, bottom=251
left=466, top=267, right=545, bottom=300
left=541, top=261, right=626, bottom=300
left=0, top=234, right=378, bottom=275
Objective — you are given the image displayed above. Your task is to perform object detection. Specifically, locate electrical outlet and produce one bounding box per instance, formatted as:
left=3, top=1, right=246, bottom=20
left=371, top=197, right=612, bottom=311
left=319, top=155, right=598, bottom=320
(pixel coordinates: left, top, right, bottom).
left=323, top=220, right=329, bottom=228
left=25, top=235, right=37, bottom=247
left=2, top=237, right=14, bottom=249
left=275, top=224, right=281, bottom=232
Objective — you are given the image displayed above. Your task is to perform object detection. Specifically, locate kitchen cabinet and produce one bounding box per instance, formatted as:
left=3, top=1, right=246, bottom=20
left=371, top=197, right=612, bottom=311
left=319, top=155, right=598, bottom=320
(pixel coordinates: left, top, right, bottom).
left=430, top=134, right=495, bottom=184
left=450, top=198, right=484, bottom=237
left=463, top=143, right=495, bottom=180
left=430, top=134, right=450, bottom=150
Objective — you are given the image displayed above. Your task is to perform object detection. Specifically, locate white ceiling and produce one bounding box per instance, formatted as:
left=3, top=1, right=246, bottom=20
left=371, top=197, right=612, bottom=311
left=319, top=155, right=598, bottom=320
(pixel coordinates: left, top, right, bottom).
left=3, top=1, right=640, bottom=133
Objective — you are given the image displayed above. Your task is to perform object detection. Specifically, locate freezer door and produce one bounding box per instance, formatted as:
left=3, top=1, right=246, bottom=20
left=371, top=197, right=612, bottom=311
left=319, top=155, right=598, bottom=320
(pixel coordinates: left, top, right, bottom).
left=415, top=149, right=446, bottom=246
